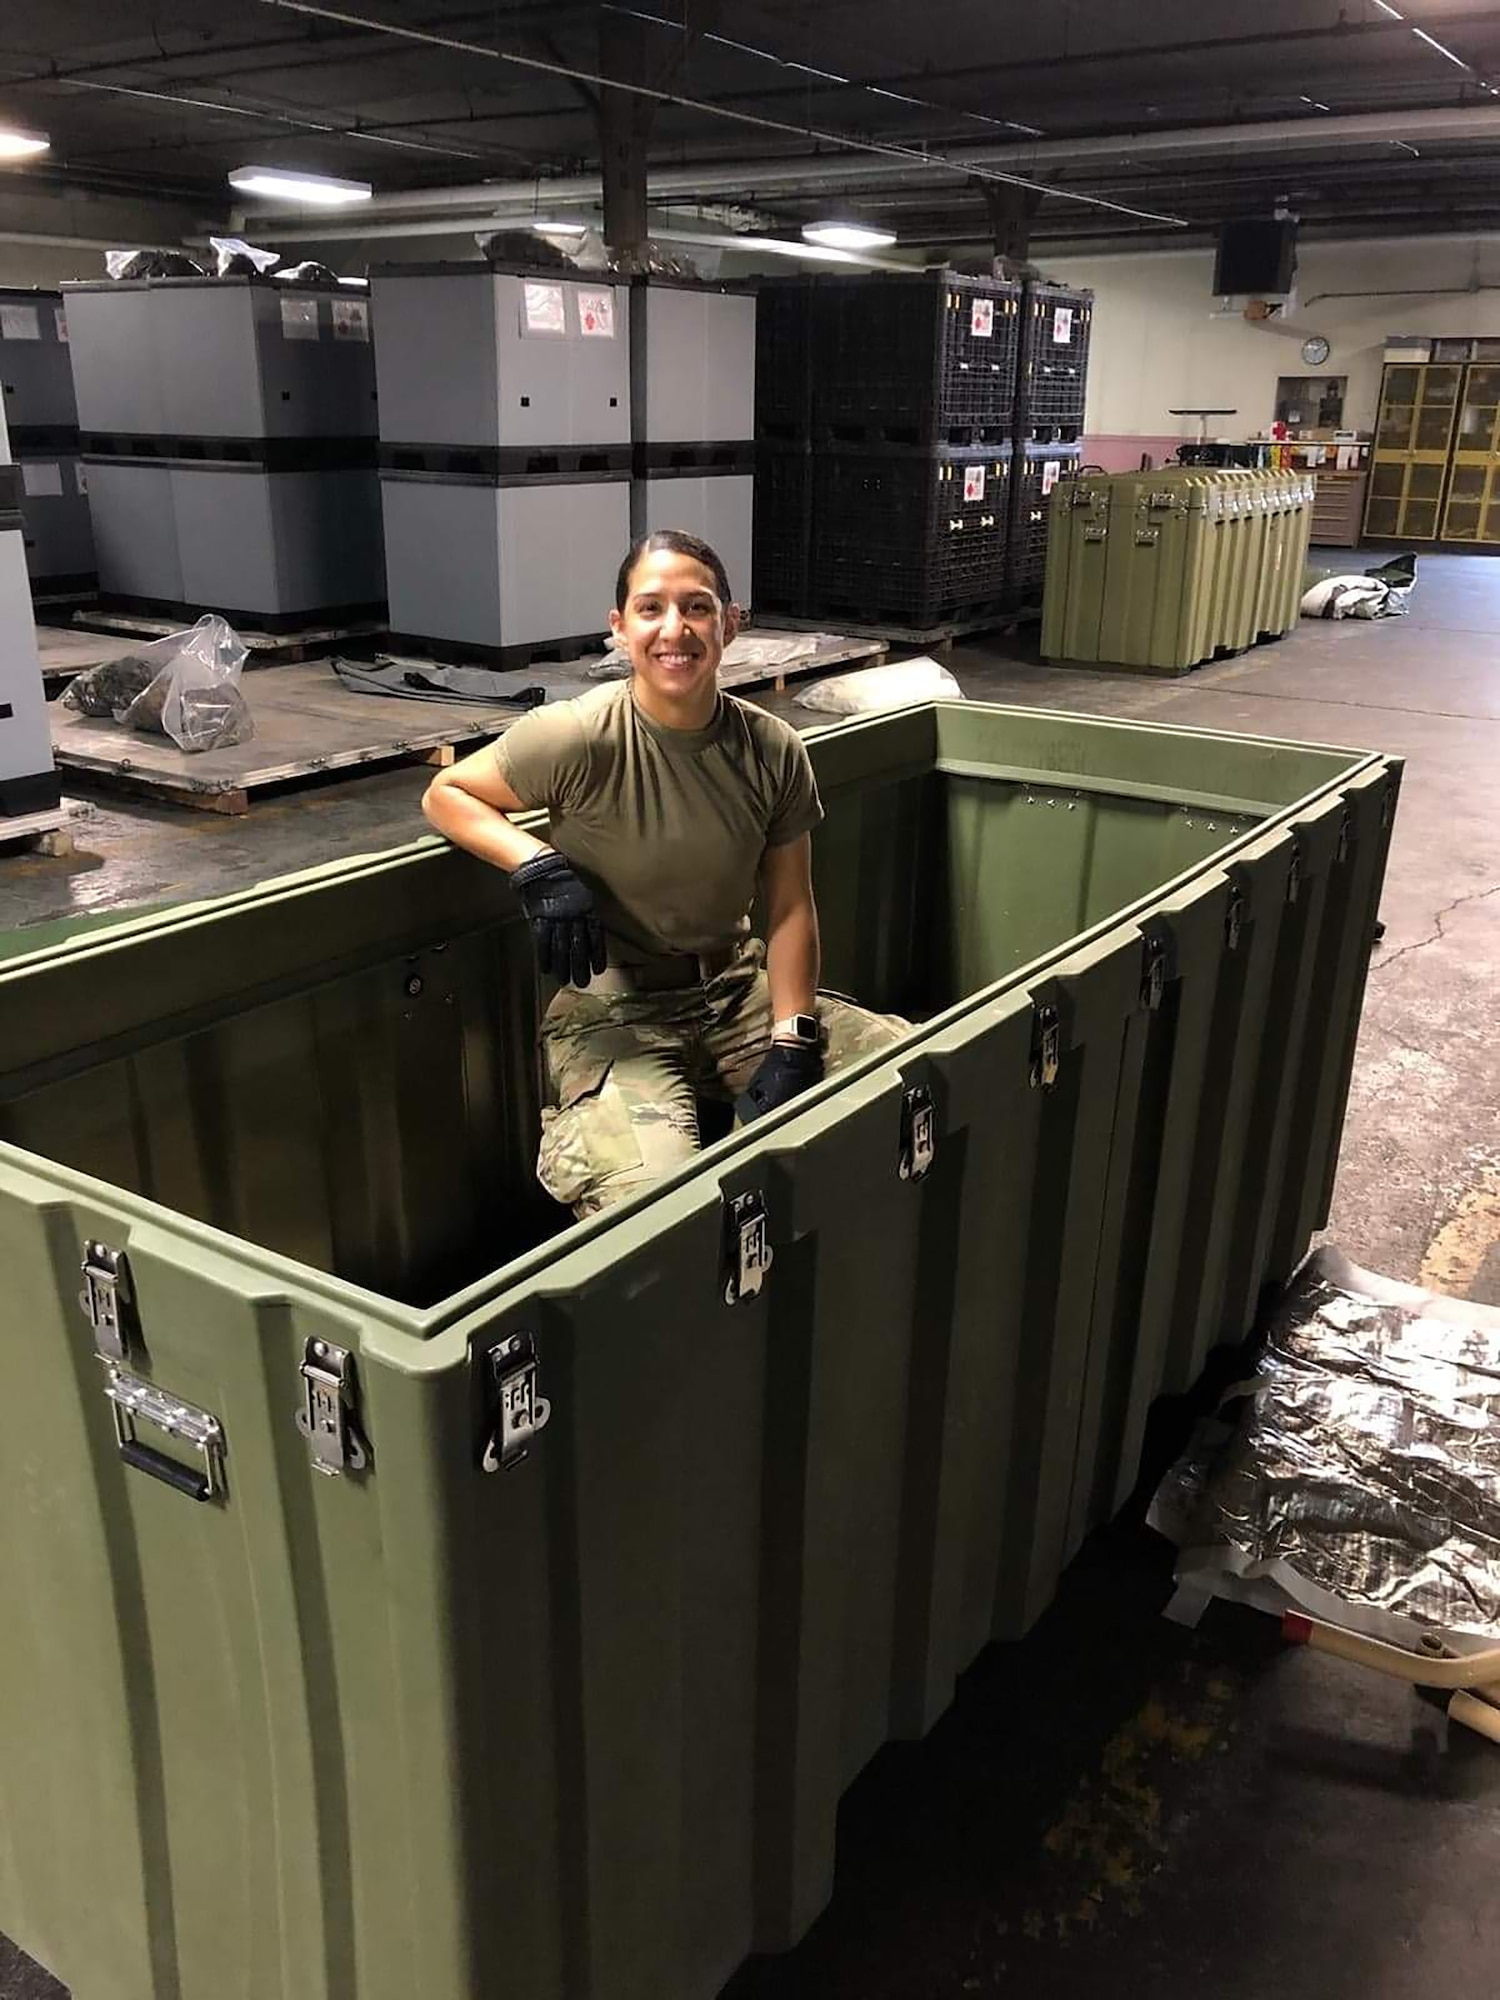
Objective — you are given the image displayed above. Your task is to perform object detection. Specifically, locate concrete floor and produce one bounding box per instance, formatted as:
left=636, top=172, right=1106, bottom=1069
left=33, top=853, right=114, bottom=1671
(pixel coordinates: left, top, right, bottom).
left=3, top=552, right=1498, bottom=1997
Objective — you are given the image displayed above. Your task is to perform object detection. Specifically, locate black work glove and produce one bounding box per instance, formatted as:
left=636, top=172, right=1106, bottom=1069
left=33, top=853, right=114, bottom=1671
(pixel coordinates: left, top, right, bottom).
left=510, top=851, right=607, bottom=988
left=735, top=1041, right=823, bottom=1124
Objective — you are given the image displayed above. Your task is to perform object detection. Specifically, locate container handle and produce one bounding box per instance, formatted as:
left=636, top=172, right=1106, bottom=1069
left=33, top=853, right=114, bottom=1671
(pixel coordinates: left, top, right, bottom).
left=117, top=1437, right=214, bottom=1503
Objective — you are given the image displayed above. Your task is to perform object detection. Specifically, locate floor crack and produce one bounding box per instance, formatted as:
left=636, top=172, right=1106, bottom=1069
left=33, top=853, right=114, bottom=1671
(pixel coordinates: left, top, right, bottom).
left=1370, top=881, right=1500, bottom=975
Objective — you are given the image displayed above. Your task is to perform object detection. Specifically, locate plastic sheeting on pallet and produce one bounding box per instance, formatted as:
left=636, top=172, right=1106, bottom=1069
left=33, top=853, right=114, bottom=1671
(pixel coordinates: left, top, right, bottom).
left=1151, top=1246, right=1500, bottom=1648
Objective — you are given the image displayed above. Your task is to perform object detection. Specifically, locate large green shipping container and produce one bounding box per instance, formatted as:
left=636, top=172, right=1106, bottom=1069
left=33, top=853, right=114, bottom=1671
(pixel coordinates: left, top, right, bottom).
left=0, top=700, right=1398, bottom=2000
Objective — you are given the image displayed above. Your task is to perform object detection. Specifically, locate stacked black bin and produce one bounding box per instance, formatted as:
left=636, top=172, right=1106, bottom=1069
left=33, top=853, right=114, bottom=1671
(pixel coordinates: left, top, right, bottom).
left=1003, top=281, right=1092, bottom=605
left=754, top=270, right=1094, bottom=622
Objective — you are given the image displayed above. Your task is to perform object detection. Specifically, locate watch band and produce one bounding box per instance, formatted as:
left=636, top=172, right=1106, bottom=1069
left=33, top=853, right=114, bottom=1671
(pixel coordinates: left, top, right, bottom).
left=772, top=1012, right=819, bottom=1045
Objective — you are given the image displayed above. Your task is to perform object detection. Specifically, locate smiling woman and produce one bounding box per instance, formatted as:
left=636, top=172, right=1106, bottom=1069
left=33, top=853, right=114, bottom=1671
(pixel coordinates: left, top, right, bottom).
left=420, top=526, right=909, bottom=1214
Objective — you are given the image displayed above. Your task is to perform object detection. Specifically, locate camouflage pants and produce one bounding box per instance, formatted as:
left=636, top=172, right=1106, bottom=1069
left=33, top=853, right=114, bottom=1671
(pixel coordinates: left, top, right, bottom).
left=537, top=940, right=911, bottom=1217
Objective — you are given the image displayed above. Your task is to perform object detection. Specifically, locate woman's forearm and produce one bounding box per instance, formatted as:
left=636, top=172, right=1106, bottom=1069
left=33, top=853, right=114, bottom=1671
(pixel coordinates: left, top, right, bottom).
left=765, top=900, right=820, bottom=1025
left=421, top=777, right=550, bottom=873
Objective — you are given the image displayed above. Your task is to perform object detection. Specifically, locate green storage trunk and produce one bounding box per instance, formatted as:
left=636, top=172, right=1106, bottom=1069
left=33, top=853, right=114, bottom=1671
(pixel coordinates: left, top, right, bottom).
left=0, top=701, right=1399, bottom=2000
left=1044, top=469, right=1313, bottom=674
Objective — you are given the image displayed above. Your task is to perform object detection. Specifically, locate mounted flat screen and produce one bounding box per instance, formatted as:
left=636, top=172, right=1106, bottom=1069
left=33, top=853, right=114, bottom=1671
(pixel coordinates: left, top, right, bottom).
left=1214, top=219, right=1298, bottom=297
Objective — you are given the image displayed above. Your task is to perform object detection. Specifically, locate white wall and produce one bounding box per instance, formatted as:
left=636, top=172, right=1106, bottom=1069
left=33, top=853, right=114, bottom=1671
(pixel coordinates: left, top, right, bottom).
left=0, top=185, right=200, bottom=288
left=1041, top=234, right=1500, bottom=443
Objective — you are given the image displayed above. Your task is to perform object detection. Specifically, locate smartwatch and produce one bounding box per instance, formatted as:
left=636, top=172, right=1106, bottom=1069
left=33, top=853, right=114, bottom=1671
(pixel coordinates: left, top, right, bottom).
left=772, top=1012, right=819, bottom=1046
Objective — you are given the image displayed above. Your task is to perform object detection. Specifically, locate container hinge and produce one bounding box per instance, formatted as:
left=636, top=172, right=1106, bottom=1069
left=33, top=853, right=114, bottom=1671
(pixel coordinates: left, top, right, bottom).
left=1029, top=1005, right=1061, bottom=1091
left=898, top=1084, right=936, bottom=1182
left=79, top=1241, right=137, bottom=1363
left=481, top=1333, right=551, bottom=1473
left=1336, top=809, right=1353, bottom=865
left=723, top=1190, right=773, bottom=1306
left=1286, top=839, right=1303, bottom=906
left=1140, top=936, right=1168, bottom=1011
left=295, top=1338, right=370, bottom=1477
left=1225, top=884, right=1246, bottom=953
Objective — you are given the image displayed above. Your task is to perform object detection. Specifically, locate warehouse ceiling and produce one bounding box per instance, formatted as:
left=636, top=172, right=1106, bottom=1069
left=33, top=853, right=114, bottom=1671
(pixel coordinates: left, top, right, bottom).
left=4, top=0, right=1500, bottom=254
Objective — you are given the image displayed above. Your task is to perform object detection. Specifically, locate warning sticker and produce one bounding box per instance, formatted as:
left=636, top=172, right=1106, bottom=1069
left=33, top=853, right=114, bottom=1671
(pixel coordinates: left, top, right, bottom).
left=55, top=305, right=69, bottom=343
left=522, top=281, right=567, bottom=336
left=1052, top=305, right=1074, bottom=345
left=280, top=296, right=321, bottom=341
left=1041, top=458, right=1062, bottom=495
left=963, top=464, right=986, bottom=502
left=0, top=303, right=40, bottom=341
left=577, top=288, right=615, bottom=338
left=21, top=461, right=62, bottom=497
left=970, top=297, right=995, bottom=339
left=332, top=297, right=370, bottom=342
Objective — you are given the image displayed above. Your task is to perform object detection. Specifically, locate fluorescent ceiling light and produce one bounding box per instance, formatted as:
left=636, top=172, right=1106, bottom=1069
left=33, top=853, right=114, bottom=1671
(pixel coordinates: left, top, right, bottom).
left=1410, top=25, right=1472, bottom=69
left=0, top=128, right=50, bottom=161
left=1371, top=0, right=1404, bottom=17
left=532, top=217, right=589, bottom=237
left=228, top=166, right=372, bottom=206
left=1300, top=94, right=1333, bottom=111
left=802, top=220, right=897, bottom=250
left=337, top=275, right=370, bottom=286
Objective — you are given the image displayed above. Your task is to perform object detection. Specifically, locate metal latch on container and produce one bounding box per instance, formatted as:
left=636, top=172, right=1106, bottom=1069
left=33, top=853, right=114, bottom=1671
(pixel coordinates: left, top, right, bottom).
left=79, top=1241, right=136, bottom=1362
left=481, top=1332, right=551, bottom=1473
left=1135, top=527, right=1160, bottom=546
left=1029, top=1005, right=1061, bottom=1091
left=1083, top=526, right=1107, bottom=543
left=898, top=1085, right=937, bottom=1182
left=1140, top=936, right=1168, bottom=1011
left=1148, top=490, right=1182, bottom=510
left=723, top=1191, right=773, bottom=1306
left=1286, top=839, right=1303, bottom=906
left=1335, top=808, right=1353, bottom=864
left=1225, top=883, right=1246, bottom=952
left=296, top=1338, right=370, bottom=1476
left=1381, top=783, right=1397, bottom=829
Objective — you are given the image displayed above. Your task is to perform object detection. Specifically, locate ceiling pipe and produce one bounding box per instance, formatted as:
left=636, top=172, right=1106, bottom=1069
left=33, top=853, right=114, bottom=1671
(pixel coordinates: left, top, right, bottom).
left=237, top=103, right=1500, bottom=227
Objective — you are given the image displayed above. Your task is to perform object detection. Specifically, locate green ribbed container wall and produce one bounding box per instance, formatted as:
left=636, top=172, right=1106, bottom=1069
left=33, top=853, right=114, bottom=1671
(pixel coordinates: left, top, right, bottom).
left=1044, top=469, right=1314, bottom=674
left=0, top=701, right=1399, bottom=2000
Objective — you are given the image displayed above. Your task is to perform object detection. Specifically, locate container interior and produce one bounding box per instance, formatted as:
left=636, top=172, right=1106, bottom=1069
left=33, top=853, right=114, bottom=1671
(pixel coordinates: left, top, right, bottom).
left=0, top=704, right=1358, bottom=1310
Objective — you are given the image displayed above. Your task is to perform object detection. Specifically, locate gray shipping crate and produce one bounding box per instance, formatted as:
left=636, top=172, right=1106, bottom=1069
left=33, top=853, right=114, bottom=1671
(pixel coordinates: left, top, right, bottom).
left=0, top=701, right=1397, bottom=1999
left=17, top=455, right=95, bottom=590
left=83, top=452, right=384, bottom=620
left=371, top=265, right=631, bottom=450
left=63, top=279, right=378, bottom=440
left=0, top=289, right=78, bottom=432
left=632, top=466, right=755, bottom=607
left=630, top=279, right=756, bottom=445
left=380, top=468, right=630, bottom=650
left=0, top=469, right=60, bottom=814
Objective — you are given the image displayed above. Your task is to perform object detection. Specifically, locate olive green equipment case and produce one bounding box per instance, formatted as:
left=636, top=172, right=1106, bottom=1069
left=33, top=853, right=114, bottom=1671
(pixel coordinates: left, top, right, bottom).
left=0, top=700, right=1398, bottom=2000
left=1043, top=469, right=1314, bottom=674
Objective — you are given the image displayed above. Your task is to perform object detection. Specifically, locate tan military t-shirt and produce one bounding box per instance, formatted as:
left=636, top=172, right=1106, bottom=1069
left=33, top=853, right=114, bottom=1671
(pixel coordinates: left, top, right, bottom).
left=493, top=681, right=824, bottom=962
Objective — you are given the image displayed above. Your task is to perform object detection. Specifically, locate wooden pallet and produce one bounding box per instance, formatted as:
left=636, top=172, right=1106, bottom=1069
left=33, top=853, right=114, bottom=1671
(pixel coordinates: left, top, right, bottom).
left=430, top=629, right=890, bottom=699
left=0, top=802, right=77, bottom=858
left=756, top=609, right=1024, bottom=654
left=69, top=607, right=386, bottom=666
left=48, top=661, right=521, bottom=816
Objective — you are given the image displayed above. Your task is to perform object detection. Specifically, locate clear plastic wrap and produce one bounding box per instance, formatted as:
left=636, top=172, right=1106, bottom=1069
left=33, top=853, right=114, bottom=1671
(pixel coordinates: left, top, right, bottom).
left=584, top=633, right=847, bottom=681
left=795, top=657, right=963, bottom=715
left=1150, top=1247, right=1500, bottom=1642
left=209, top=236, right=281, bottom=277
left=104, top=248, right=206, bottom=280
left=63, top=616, right=252, bottom=753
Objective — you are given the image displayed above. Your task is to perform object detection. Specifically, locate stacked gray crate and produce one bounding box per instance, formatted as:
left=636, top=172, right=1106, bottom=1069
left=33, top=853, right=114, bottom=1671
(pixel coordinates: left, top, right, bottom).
left=61, top=277, right=383, bottom=623
left=371, top=264, right=632, bottom=654
left=0, top=288, right=96, bottom=595
left=630, top=279, right=756, bottom=608
left=0, top=400, right=61, bottom=816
